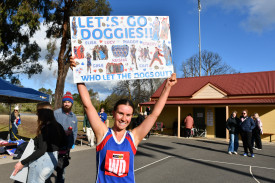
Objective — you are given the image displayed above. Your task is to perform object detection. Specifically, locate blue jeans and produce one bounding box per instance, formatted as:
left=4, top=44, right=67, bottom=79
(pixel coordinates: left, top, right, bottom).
left=228, top=133, right=239, bottom=152
left=27, top=151, right=58, bottom=183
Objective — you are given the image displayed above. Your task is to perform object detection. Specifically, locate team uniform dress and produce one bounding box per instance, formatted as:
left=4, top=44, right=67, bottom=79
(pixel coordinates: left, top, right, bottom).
left=96, top=128, right=137, bottom=183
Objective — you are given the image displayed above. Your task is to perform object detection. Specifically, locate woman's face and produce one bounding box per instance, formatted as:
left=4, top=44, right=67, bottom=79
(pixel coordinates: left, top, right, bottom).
left=232, top=112, right=237, bottom=117
left=242, top=111, right=247, bottom=117
left=113, top=104, right=133, bottom=131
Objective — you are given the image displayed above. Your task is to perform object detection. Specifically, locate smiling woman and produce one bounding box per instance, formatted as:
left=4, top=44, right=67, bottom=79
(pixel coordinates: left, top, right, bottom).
left=73, top=54, right=177, bottom=183
left=112, top=99, right=134, bottom=132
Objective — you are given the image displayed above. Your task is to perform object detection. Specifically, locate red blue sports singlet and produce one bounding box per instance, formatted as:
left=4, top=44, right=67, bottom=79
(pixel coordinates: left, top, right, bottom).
left=96, top=128, right=137, bottom=183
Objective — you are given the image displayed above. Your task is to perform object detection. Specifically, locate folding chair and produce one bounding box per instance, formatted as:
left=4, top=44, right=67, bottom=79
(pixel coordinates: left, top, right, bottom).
left=151, top=122, right=163, bottom=133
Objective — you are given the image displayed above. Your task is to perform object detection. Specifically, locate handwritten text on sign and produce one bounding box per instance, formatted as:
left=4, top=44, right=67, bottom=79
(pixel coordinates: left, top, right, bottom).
left=70, top=16, right=173, bottom=83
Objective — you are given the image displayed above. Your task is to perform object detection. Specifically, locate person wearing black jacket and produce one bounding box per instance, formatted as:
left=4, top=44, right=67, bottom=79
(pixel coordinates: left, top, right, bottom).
left=226, top=111, right=240, bottom=155
left=13, top=102, right=67, bottom=182
left=135, top=112, right=147, bottom=140
left=135, top=112, right=145, bottom=128
left=240, top=109, right=256, bottom=157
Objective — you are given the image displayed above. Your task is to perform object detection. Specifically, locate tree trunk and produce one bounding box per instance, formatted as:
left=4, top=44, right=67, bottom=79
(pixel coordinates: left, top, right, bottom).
left=54, top=63, right=70, bottom=109
left=127, top=81, right=132, bottom=100
left=54, top=3, right=70, bottom=110
left=149, top=79, right=154, bottom=96
left=136, top=80, right=141, bottom=102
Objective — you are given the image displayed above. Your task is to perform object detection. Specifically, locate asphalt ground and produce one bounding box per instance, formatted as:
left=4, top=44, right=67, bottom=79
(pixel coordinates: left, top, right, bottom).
left=1, top=135, right=275, bottom=183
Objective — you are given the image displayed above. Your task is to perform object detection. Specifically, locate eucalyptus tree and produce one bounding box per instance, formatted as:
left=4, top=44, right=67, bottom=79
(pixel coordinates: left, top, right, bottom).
left=0, top=0, right=111, bottom=109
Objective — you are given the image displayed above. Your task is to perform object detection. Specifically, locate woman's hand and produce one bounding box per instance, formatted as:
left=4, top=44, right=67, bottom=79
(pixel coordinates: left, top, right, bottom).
left=13, top=161, right=24, bottom=176
left=166, top=73, right=177, bottom=87
left=65, top=130, right=73, bottom=136
left=70, top=56, right=76, bottom=70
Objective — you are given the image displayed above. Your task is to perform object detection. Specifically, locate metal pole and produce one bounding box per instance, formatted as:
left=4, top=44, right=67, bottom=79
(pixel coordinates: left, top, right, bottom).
left=178, top=105, right=181, bottom=138
left=8, top=104, right=11, bottom=140
left=226, top=106, right=229, bottom=140
left=198, top=0, right=201, bottom=76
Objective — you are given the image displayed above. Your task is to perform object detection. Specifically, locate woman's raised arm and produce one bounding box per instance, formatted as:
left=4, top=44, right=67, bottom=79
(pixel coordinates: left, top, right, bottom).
left=132, top=73, right=177, bottom=145
left=70, top=57, right=108, bottom=141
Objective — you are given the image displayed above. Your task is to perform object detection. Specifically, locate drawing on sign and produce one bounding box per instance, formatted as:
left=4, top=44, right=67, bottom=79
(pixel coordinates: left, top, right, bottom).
left=70, top=16, right=174, bottom=83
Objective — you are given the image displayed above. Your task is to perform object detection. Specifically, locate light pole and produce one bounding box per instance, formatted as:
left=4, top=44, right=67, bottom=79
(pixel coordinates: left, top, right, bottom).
left=198, top=0, right=201, bottom=76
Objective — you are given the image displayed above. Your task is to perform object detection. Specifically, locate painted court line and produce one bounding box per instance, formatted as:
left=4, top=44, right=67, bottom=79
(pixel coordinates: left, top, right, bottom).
left=189, top=157, right=275, bottom=183
left=188, top=157, right=275, bottom=171
left=134, top=156, right=274, bottom=182
left=134, top=156, right=173, bottom=172
left=250, top=166, right=260, bottom=183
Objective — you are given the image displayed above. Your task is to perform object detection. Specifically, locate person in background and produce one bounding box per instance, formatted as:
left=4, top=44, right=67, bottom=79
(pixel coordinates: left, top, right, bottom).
left=54, top=91, right=78, bottom=183
left=13, top=102, right=67, bottom=183
left=240, top=109, right=255, bottom=157
left=226, top=111, right=240, bottom=155
left=98, top=107, right=107, bottom=124
left=184, top=113, right=194, bottom=138
left=135, top=112, right=147, bottom=140
left=145, top=107, right=151, bottom=116
left=83, top=112, right=95, bottom=147
left=82, top=113, right=86, bottom=133
left=143, top=111, right=147, bottom=116
left=135, top=112, right=145, bottom=128
left=143, top=111, right=150, bottom=139
left=144, top=108, right=151, bottom=138
left=10, top=106, right=21, bottom=141
left=252, top=113, right=263, bottom=150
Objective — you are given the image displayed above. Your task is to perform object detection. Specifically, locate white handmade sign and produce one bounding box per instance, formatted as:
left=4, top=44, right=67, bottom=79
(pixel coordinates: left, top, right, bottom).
left=70, top=16, right=174, bottom=83
left=10, top=139, right=34, bottom=183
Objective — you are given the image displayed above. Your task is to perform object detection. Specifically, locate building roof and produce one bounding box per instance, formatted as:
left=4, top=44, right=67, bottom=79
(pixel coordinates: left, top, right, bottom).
left=140, top=71, right=275, bottom=106
left=141, top=97, right=275, bottom=106
left=151, top=71, right=275, bottom=98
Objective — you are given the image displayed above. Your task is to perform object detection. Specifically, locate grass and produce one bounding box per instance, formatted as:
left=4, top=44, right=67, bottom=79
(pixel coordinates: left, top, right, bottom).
left=0, top=115, right=37, bottom=141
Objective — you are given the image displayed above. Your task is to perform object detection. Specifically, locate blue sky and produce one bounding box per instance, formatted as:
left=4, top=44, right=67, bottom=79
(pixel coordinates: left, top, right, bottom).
left=108, top=0, right=275, bottom=74
left=20, top=0, right=275, bottom=100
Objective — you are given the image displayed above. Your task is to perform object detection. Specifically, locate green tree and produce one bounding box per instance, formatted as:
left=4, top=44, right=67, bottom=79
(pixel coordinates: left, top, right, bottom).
left=38, top=87, right=53, bottom=95
left=72, top=89, right=100, bottom=114
left=103, top=93, right=125, bottom=114
left=182, top=50, right=237, bottom=77
left=112, top=78, right=165, bottom=113
left=88, top=88, right=100, bottom=110
left=38, top=87, right=53, bottom=104
left=0, top=0, right=43, bottom=83
left=0, top=0, right=111, bottom=108
left=20, top=87, right=54, bottom=113
left=44, top=0, right=111, bottom=110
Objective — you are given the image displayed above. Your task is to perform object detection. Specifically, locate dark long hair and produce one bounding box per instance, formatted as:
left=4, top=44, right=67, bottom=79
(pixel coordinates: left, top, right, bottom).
left=114, top=99, right=134, bottom=114
left=36, top=102, right=57, bottom=136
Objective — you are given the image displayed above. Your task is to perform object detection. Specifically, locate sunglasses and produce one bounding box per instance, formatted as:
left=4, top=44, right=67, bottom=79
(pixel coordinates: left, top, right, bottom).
left=242, top=113, right=246, bottom=114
